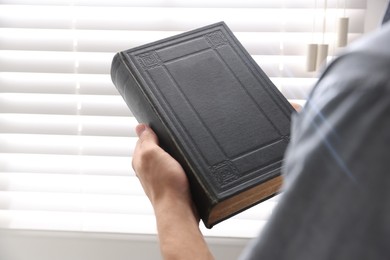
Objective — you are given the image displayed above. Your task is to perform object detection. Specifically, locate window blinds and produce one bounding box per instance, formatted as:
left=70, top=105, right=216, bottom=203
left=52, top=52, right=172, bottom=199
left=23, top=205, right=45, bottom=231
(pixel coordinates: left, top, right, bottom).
left=0, top=0, right=367, bottom=238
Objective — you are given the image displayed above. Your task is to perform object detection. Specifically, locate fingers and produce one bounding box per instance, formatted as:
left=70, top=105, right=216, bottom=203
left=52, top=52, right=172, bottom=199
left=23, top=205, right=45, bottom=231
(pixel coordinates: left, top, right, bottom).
left=132, top=124, right=160, bottom=175
left=289, top=102, right=302, bottom=112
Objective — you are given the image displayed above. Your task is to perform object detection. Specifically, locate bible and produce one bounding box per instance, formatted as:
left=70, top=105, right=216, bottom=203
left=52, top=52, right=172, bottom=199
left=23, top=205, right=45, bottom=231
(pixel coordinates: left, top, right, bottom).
left=111, top=22, right=294, bottom=228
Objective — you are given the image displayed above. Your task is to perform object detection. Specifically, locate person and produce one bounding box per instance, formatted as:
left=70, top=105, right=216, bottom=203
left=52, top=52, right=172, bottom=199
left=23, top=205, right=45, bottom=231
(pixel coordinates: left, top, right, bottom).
left=132, top=20, right=390, bottom=259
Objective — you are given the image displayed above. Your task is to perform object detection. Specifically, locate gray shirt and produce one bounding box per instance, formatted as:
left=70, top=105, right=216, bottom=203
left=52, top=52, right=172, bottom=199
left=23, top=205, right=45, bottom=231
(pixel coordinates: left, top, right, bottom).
left=240, top=23, right=390, bottom=260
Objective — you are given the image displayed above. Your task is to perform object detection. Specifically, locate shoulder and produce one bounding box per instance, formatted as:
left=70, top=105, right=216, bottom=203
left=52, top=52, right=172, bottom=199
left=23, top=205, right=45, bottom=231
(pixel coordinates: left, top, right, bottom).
left=284, top=23, right=390, bottom=186
left=297, top=23, right=390, bottom=136
left=309, top=22, right=390, bottom=109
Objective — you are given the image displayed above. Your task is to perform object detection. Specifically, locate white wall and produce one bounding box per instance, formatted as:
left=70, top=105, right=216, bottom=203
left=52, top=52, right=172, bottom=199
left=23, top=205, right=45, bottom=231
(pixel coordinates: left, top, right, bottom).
left=0, top=230, right=249, bottom=260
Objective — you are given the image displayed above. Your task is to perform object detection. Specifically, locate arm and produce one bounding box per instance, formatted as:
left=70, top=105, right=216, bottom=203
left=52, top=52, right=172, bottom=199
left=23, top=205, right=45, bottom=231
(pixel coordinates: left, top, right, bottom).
left=132, top=124, right=214, bottom=260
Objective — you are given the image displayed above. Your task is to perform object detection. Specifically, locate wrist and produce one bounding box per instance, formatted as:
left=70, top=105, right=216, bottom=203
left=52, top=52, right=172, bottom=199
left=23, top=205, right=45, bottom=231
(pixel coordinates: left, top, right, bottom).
left=153, top=190, right=198, bottom=221
left=153, top=192, right=213, bottom=260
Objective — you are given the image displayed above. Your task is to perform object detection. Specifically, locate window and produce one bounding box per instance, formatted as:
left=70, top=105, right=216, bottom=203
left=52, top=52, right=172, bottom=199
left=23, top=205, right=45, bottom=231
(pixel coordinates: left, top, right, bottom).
left=0, top=0, right=369, bottom=239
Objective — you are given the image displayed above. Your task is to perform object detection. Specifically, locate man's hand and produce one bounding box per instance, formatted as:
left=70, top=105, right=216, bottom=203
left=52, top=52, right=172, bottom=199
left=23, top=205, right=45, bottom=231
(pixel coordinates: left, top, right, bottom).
left=291, top=102, right=302, bottom=112
left=132, top=124, right=214, bottom=260
left=132, top=124, right=193, bottom=208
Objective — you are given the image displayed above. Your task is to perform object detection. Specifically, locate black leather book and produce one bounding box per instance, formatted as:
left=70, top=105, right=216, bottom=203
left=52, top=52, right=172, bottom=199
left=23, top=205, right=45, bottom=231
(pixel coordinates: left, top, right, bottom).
left=111, top=22, right=294, bottom=228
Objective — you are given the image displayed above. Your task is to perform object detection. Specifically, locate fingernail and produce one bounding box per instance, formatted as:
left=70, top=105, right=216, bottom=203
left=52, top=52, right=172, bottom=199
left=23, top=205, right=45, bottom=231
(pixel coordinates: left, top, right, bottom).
left=135, top=124, right=147, bottom=137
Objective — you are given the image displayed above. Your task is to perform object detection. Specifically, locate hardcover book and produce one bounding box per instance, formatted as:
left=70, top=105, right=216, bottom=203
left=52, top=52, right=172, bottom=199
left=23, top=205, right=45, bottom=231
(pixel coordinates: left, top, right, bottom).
left=111, top=22, right=294, bottom=228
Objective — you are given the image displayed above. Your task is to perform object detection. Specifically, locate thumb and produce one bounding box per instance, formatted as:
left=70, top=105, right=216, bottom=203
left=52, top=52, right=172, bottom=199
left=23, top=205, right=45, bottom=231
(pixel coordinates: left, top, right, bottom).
left=135, top=124, right=159, bottom=144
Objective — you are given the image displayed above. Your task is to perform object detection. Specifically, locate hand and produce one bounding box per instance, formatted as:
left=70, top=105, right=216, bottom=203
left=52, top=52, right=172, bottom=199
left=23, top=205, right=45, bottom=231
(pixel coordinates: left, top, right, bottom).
left=290, top=101, right=302, bottom=112
left=132, top=124, right=213, bottom=259
left=132, top=124, right=195, bottom=213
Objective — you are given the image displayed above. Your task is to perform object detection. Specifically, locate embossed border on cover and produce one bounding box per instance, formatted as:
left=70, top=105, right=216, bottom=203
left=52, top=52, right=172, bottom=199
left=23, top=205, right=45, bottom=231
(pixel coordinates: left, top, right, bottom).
left=205, top=30, right=229, bottom=49
left=137, top=51, right=162, bottom=70
left=210, top=160, right=241, bottom=187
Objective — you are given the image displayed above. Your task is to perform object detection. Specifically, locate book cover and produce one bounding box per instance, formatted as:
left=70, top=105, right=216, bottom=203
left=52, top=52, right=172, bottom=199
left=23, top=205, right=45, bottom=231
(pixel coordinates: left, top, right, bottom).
left=111, top=22, right=294, bottom=228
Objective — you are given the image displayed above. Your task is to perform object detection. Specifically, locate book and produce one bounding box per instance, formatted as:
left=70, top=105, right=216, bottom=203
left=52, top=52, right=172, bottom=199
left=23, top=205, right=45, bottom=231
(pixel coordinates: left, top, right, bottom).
left=111, top=22, right=294, bottom=228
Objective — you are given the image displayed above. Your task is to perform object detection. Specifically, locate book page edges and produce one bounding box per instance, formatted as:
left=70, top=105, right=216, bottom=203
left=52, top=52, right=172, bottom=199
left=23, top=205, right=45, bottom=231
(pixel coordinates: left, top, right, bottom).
left=206, top=175, right=283, bottom=228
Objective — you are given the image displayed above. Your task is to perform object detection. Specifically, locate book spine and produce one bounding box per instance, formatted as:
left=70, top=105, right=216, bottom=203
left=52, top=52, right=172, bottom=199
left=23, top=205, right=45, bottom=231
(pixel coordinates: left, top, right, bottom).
left=111, top=53, right=214, bottom=224
left=111, top=53, right=157, bottom=125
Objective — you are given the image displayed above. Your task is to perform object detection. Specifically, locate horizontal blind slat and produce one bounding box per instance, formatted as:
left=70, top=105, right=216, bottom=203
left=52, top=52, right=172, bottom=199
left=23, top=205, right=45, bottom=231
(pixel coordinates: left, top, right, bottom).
left=0, top=210, right=158, bottom=235
left=0, top=50, right=321, bottom=78
left=0, top=50, right=113, bottom=74
left=0, top=72, right=117, bottom=95
left=0, top=134, right=137, bottom=156
left=0, top=210, right=271, bottom=237
left=0, top=92, right=307, bottom=116
left=1, top=6, right=366, bottom=33
left=0, top=114, right=137, bottom=136
left=0, top=191, right=154, bottom=215
left=0, top=191, right=276, bottom=220
left=0, top=209, right=271, bottom=238
left=0, top=93, right=131, bottom=116
left=0, top=172, right=144, bottom=195
left=0, top=29, right=363, bottom=55
left=0, top=0, right=367, bottom=8
left=0, top=72, right=316, bottom=99
left=0, top=153, right=134, bottom=176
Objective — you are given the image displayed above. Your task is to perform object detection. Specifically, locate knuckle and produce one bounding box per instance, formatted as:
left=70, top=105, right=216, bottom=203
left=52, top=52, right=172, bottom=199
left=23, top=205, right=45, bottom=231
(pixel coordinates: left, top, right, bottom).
left=141, top=145, right=159, bottom=161
left=133, top=144, right=160, bottom=172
